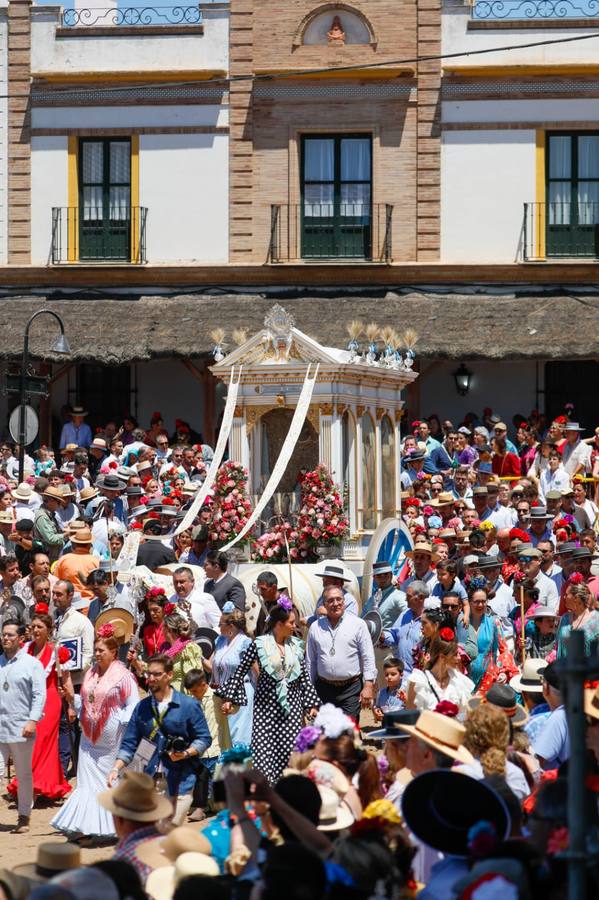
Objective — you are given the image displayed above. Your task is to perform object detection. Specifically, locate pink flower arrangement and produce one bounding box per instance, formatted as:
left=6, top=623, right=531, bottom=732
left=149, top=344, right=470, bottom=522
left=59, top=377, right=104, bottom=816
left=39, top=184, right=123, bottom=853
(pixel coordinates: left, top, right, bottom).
left=252, top=465, right=348, bottom=563
left=97, top=623, right=115, bottom=639
left=207, top=461, right=252, bottom=547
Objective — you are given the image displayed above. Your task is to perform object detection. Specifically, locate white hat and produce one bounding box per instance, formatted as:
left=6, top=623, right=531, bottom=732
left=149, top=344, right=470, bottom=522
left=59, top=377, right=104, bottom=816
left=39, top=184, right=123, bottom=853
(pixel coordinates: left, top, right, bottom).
left=509, top=658, right=548, bottom=694
left=145, top=852, right=219, bottom=900
left=13, top=483, right=33, bottom=502
left=317, top=786, right=354, bottom=832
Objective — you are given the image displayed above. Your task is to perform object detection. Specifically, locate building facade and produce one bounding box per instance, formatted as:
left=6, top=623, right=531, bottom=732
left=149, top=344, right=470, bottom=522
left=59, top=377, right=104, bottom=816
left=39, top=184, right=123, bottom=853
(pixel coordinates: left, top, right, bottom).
left=0, top=0, right=597, bottom=446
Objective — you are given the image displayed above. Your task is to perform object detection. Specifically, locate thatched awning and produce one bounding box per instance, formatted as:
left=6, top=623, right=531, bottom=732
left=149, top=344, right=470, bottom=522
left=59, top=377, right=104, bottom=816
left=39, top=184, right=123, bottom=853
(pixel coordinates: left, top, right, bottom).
left=0, top=290, right=596, bottom=363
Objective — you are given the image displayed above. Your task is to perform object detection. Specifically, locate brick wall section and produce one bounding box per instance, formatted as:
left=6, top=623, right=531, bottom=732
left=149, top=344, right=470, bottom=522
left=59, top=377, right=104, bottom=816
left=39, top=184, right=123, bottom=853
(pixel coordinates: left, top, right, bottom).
left=417, top=0, right=441, bottom=261
left=247, top=0, right=420, bottom=263
left=7, top=0, right=31, bottom=264
left=229, top=0, right=254, bottom=262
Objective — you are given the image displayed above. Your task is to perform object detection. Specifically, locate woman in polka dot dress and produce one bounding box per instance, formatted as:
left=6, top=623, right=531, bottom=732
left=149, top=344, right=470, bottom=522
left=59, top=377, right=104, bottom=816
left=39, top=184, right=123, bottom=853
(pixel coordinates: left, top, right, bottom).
left=217, top=600, right=320, bottom=783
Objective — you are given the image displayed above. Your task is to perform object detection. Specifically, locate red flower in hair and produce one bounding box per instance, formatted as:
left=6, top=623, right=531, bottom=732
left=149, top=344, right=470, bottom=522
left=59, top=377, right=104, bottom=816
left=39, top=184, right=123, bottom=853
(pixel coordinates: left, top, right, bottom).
left=63, top=474, right=74, bottom=483
left=108, top=461, right=118, bottom=470
left=439, top=627, right=455, bottom=642
left=569, top=572, right=585, bottom=585
left=508, top=527, right=530, bottom=543
left=57, top=646, right=71, bottom=665
left=97, top=623, right=115, bottom=639
left=350, top=817, right=387, bottom=838
left=131, top=521, right=142, bottom=530
left=162, top=497, right=174, bottom=506
left=34, top=602, right=49, bottom=615
left=405, top=497, right=421, bottom=509
left=435, top=700, right=459, bottom=718
left=147, top=511, right=160, bottom=520
left=163, top=602, right=176, bottom=616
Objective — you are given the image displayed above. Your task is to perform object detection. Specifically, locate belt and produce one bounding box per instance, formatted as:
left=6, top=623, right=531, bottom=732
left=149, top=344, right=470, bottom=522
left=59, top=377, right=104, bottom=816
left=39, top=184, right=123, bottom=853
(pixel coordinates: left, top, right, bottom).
left=317, top=675, right=361, bottom=688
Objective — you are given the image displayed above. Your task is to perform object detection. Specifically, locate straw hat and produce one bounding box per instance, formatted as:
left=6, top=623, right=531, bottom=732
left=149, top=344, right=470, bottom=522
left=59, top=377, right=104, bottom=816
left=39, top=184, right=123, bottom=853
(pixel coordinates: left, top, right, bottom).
left=430, top=492, right=455, bottom=507
left=398, top=709, right=475, bottom=764
left=79, top=486, right=99, bottom=502
left=94, top=608, right=135, bottom=644
left=317, top=786, right=355, bottom=832
left=42, top=486, right=63, bottom=501
left=145, top=852, right=219, bottom=900
left=584, top=685, right=599, bottom=721
left=136, top=826, right=212, bottom=870
left=12, top=841, right=81, bottom=882
left=406, top=542, right=433, bottom=558
left=90, top=437, right=107, bottom=451
left=12, top=483, right=33, bottom=502
left=0, top=510, right=14, bottom=525
left=71, top=527, right=93, bottom=545
left=97, top=771, right=173, bottom=823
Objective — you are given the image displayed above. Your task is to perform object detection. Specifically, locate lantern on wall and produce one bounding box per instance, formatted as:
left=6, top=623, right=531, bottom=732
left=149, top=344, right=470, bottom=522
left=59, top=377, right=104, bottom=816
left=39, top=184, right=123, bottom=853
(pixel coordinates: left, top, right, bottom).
left=453, top=363, right=472, bottom=397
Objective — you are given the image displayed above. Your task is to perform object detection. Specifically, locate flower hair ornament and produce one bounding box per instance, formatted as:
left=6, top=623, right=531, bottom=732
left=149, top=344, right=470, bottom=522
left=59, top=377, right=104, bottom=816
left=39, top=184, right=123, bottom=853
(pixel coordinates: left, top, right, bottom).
left=314, top=703, right=356, bottom=739
left=568, top=572, right=585, bottom=586
left=435, top=700, right=459, bottom=718
left=277, top=596, right=293, bottom=612
left=34, top=602, right=49, bottom=616
left=163, top=602, right=176, bottom=616
left=294, top=725, right=322, bottom=753
left=97, top=623, right=115, bottom=639
left=222, top=601, right=235, bottom=614
left=469, top=575, right=488, bottom=592
left=439, top=627, right=456, bottom=641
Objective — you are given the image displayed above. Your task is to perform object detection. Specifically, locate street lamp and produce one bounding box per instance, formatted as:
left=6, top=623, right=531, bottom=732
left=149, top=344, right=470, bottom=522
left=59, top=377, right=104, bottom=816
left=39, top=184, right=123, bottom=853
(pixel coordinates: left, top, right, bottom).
left=18, top=310, right=71, bottom=483
left=453, top=363, right=472, bottom=397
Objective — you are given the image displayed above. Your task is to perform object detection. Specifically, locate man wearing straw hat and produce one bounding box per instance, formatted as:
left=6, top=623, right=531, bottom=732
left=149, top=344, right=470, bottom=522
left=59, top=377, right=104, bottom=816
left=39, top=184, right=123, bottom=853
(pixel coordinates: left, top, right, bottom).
left=53, top=527, right=99, bottom=604
left=33, top=486, right=66, bottom=563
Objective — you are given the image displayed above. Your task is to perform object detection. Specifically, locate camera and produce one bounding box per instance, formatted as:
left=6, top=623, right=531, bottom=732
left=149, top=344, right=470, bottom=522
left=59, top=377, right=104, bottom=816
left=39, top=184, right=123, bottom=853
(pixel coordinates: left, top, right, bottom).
left=164, top=735, right=188, bottom=755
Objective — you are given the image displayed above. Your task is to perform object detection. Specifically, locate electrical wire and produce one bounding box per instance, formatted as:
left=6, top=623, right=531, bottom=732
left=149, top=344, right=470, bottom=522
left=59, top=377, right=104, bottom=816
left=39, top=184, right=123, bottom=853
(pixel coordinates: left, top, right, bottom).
left=0, top=27, right=597, bottom=100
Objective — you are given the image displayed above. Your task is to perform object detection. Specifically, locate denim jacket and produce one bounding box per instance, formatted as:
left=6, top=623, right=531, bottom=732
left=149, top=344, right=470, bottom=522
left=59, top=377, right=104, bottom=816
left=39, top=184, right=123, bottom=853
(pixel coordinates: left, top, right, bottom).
left=117, top=689, right=211, bottom=795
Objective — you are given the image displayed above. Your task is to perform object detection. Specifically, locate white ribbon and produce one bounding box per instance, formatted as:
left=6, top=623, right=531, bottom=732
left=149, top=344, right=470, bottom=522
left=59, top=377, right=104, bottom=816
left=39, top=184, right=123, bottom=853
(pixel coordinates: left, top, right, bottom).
left=221, top=363, right=319, bottom=551
left=175, top=365, right=242, bottom=535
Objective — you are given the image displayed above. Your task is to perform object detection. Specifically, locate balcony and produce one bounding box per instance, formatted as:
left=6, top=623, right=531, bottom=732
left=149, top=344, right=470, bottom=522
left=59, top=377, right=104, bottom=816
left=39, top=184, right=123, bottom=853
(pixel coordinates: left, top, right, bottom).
left=471, top=0, right=599, bottom=19
left=51, top=207, right=148, bottom=264
left=523, top=202, right=599, bottom=260
left=268, top=203, right=393, bottom=264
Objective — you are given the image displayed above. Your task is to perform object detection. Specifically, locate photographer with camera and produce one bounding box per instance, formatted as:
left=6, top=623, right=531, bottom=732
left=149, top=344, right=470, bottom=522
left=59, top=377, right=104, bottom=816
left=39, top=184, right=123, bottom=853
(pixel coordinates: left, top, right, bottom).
left=108, top=653, right=212, bottom=826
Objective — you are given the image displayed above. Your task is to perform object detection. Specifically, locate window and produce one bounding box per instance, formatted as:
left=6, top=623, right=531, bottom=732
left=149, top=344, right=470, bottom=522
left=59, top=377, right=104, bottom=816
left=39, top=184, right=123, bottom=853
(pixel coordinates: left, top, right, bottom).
left=546, top=132, right=599, bottom=257
left=79, top=139, right=131, bottom=260
left=301, top=134, right=372, bottom=259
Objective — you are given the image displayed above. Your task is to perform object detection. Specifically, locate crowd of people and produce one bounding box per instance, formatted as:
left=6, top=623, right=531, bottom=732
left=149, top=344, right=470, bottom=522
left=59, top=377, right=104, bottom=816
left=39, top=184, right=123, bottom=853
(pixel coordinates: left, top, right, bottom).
left=0, top=403, right=598, bottom=899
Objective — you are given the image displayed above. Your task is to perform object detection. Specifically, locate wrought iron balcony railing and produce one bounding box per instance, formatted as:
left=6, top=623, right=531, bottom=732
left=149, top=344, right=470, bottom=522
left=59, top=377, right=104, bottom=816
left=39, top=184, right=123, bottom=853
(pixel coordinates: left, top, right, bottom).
left=472, top=0, right=599, bottom=20
left=268, top=203, right=394, bottom=264
left=51, top=206, right=148, bottom=264
left=523, top=201, right=599, bottom=260
left=61, top=5, right=202, bottom=27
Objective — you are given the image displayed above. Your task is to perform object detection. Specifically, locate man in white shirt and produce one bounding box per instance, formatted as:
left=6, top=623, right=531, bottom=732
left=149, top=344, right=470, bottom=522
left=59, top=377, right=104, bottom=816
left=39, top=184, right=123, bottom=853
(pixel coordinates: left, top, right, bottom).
left=517, top=548, right=559, bottom=613
left=54, top=579, right=94, bottom=774
left=171, top=566, right=220, bottom=630
left=561, top=422, right=592, bottom=477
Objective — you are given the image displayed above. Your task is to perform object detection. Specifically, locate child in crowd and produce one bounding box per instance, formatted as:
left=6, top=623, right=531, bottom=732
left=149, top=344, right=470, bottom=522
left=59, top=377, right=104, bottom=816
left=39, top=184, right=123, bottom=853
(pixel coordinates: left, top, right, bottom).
left=374, top=656, right=405, bottom=721
left=183, top=668, right=228, bottom=815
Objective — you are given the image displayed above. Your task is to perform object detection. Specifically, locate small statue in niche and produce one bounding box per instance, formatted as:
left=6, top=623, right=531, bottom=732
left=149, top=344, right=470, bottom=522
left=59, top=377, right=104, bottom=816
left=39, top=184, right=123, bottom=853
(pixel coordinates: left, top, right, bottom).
left=327, top=15, right=345, bottom=45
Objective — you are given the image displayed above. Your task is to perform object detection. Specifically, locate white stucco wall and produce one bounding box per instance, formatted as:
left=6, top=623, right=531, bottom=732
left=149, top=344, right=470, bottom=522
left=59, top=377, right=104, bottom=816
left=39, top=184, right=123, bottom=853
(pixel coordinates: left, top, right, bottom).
left=418, top=359, right=542, bottom=426
left=140, top=133, right=229, bottom=262
left=32, top=105, right=228, bottom=130
left=443, top=6, right=599, bottom=66
left=31, top=135, right=69, bottom=265
left=31, top=5, right=228, bottom=74
left=441, top=129, right=535, bottom=263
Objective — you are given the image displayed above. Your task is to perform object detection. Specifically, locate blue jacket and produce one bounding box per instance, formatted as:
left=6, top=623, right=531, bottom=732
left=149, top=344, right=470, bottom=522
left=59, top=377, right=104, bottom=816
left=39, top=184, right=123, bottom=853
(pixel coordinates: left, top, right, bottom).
left=117, top=689, right=212, bottom=795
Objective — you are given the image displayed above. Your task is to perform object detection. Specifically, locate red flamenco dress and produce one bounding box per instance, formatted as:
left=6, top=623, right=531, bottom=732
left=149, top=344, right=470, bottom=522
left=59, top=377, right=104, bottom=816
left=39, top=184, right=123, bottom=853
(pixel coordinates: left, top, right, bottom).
left=8, top=642, right=71, bottom=801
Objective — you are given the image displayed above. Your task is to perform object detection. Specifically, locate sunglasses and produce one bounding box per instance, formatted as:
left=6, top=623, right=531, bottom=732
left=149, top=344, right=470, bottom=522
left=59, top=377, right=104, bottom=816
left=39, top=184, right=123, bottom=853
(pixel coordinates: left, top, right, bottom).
left=442, top=603, right=460, bottom=610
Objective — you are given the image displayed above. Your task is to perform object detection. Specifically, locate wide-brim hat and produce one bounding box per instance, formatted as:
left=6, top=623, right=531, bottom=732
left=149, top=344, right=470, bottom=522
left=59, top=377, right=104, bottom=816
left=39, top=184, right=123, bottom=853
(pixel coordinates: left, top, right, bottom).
left=90, top=438, right=107, bottom=450
left=95, top=474, right=126, bottom=492
left=476, top=554, right=501, bottom=569
left=527, top=507, right=554, bottom=520
left=317, top=786, right=355, bottom=832
left=363, top=609, right=382, bottom=645
left=569, top=546, right=598, bottom=560
left=79, top=486, right=99, bottom=502
left=368, top=709, right=420, bottom=741
left=71, top=527, right=93, bottom=545
left=510, top=658, right=548, bottom=694
left=530, top=606, right=559, bottom=621
left=315, top=564, right=351, bottom=583
left=398, top=710, right=475, bottom=765
left=98, top=771, right=173, bottom=823
left=12, top=841, right=81, bottom=882
left=554, top=541, right=578, bottom=557
left=136, top=826, right=212, bottom=870
left=13, top=483, right=33, bottom=501
left=0, top=510, right=14, bottom=524
left=145, top=852, right=219, bottom=900
left=468, top=684, right=528, bottom=727
left=406, top=542, right=432, bottom=557
left=405, top=450, right=426, bottom=463
left=401, top=770, right=510, bottom=857
left=42, top=486, right=64, bottom=501
left=70, top=406, right=88, bottom=417
left=372, top=560, right=393, bottom=576
left=430, top=492, right=455, bottom=507
left=94, top=608, right=135, bottom=644
left=194, top=627, right=218, bottom=658
left=564, top=422, right=584, bottom=432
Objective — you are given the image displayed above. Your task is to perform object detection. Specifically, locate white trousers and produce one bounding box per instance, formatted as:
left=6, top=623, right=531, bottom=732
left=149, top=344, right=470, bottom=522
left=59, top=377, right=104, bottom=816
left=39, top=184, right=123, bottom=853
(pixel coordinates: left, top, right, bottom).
left=0, top=740, right=34, bottom=817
